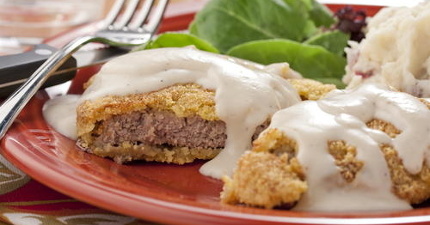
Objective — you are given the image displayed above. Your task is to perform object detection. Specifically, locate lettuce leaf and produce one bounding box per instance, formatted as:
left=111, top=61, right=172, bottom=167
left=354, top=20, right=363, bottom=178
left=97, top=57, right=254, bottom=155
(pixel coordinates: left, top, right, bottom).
left=301, top=0, right=336, bottom=27
left=189, top=0, right=319, bottom=53
left=138, top=0, right=349, bottom=86
left=143, top=33, right=219, bottom=53
left=227, top=39, right=346, bottom=87
left=304, top=30, right=350, bottom=56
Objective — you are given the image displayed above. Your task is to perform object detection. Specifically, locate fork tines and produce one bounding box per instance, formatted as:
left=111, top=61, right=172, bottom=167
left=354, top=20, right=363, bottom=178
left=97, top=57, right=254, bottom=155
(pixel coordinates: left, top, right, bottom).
left=105, top=0, right=169, bottom=33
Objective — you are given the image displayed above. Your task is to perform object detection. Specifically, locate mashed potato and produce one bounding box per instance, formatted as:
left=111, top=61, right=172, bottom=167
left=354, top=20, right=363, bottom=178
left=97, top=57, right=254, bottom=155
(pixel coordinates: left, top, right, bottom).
left=343, top=1, right=430, bottom=97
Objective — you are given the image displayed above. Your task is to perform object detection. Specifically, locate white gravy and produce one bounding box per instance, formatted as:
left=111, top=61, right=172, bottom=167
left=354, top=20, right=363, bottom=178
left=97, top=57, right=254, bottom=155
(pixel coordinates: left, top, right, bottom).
left=43, top=47, right=426, bottom=211
left=267, top=83, right=430, bottom=211
left=43, top=47, right=301, bottom=178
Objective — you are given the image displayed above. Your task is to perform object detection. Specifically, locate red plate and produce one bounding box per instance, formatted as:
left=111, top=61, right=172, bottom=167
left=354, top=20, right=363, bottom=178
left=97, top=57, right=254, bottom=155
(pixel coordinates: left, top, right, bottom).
left=3, top=2, right=430, bottom=225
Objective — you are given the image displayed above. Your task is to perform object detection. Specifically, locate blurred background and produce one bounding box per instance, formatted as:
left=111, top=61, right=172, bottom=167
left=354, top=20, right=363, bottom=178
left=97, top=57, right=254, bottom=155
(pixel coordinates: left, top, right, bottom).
left=0, top=0, right=116, bottom=55
left=0, top=0, right=206, bottom=55
left=2, top=0, right=421, bottom=56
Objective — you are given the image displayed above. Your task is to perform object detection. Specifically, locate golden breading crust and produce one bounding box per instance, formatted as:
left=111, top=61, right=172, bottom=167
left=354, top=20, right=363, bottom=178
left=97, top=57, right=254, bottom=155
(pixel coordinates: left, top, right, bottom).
left=77, top=83, right=218, bottom=164
left=221, top=103, right=430, bottom=208
left=77, top=139, right=221, bottom=165
left=77, top=79, right=333, bottom=165
left=368, top=119, right=430, bottom=204
left=77, top=83, right=217, bottom=138
left=221, top=129, right=307, bottom=209
left=287, top=78, right=336, bottom=100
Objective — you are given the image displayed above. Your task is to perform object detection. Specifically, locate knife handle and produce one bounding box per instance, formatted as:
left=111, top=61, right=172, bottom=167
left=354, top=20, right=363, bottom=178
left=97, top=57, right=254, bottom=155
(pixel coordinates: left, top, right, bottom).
left=0, top=44, right=77, bottom=98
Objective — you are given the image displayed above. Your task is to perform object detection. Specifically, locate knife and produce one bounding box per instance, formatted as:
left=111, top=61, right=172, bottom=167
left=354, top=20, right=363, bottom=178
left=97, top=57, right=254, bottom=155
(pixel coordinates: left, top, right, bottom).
left=0, top=43, right=129, bottom=98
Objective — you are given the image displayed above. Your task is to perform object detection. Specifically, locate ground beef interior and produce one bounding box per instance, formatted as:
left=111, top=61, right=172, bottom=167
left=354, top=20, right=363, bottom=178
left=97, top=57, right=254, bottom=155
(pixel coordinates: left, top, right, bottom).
left=91, top=110, right=268, bottom=149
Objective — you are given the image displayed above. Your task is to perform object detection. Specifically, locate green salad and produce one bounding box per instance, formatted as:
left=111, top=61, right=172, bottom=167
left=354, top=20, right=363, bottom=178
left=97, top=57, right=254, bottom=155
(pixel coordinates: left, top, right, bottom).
left=141, top=0, right=357, bottom=87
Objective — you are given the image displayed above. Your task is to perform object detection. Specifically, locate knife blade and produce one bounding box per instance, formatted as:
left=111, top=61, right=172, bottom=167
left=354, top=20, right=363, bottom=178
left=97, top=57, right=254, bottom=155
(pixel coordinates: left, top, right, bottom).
left=0, top=43, right=129, bottom=98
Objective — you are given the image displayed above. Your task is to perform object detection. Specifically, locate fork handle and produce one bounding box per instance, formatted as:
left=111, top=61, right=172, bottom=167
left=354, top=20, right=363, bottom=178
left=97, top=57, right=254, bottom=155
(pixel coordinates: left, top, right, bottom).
left=0, top=35, right=95, bottom=139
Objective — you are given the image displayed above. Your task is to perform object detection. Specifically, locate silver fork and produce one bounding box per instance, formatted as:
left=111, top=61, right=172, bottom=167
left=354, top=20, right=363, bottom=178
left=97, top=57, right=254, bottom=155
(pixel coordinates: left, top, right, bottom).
left=0, top=0, right=169, bottom=139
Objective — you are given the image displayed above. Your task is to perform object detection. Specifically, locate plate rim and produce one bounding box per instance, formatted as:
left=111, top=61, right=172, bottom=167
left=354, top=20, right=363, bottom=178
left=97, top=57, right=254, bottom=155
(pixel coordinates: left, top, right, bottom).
left=4, top=122, right=430, bottom=225
left=2, top=2, right=430, bottom=225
